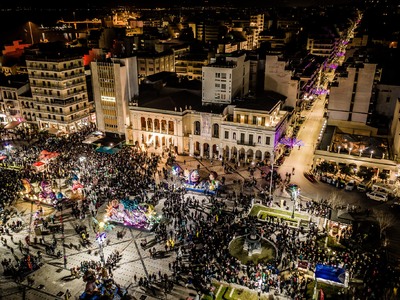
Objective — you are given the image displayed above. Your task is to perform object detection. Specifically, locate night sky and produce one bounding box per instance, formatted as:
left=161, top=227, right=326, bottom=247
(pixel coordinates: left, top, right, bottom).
left=1, top=0, right=351, bottom=9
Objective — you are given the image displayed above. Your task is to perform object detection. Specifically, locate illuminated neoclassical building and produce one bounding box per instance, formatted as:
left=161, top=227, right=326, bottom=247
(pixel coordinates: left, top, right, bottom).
left=128, top=85, right=289, bottom=164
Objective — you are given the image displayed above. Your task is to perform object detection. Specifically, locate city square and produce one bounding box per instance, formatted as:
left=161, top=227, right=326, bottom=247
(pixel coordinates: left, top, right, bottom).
left=0, top=107, right=399, bottom=299
left=0, top=1, right=400, bottom=300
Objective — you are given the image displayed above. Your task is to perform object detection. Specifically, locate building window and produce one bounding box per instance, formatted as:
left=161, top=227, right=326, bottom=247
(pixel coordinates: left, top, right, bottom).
left=233, top=133, right=236, bottom=140
left=258, top=136, right=261, bottom=143
left=236, top=114, right=241, bottom=122
left=225, top=131, right=229, bottom=139
left=266, top=136, right=270, bottom=145
left=244, top=115, right=249, bottom=124
left=249, top=134, right=253, bottom=145
left=194, top=121, right=201, bottom=135
left=253, top=116, right=257, bottom=124
left=212, top=124, right=219, bottom=138
left=386, top=96, right=390, bottom=103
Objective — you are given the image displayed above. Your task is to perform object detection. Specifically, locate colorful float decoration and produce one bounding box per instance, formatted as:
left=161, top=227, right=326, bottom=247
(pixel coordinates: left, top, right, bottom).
left=183, top=170, right=220, bottom=195
left=104, top=199, right=160, bottom=230
left=70, top=173, right=85, bottom=200
left=171, top=164, right=182, bottom=176
left=39, top=180, right=57, bottom=205
left=21, top=178, right=33, bottom=195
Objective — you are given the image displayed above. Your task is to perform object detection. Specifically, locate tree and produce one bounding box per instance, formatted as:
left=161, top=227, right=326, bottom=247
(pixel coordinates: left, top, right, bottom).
left=373, top=209, right=397, bottom=240
left=340, top=165, right=353, bottom=180
left=319, top=161, right=331, bottom=173
left=325, top=191, right=345, bottom=209
left=279, top=137, right=304, bottom=149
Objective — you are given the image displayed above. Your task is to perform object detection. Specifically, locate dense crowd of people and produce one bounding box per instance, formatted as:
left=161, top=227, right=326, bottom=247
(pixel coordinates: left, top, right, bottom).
left=0, top=126, right=399, bottom=299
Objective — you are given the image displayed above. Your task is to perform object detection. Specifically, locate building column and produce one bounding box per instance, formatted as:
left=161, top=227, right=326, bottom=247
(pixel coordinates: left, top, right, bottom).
left=200, top=143, right=204, bottom=157
left=189, top=141, right=193, bottom=156
left=262, top=151, right=265, bottom=161
left=253, top=152, right=256, bottom=161
left=209, top=145, right=214, bottom=159
left=173, top=120, right=177, bottom=136
left=228, top=147, right=232, bottom=161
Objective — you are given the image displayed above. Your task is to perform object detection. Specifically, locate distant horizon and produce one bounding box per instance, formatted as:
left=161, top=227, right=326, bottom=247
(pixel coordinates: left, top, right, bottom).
left=0, top=0, right=354, bottom=9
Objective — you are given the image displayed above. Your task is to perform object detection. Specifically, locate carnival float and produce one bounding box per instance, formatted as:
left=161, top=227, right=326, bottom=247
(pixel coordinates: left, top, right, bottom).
left=182, top=169, right=221, bottom=195
left=104, top=199, right=160, bottom=231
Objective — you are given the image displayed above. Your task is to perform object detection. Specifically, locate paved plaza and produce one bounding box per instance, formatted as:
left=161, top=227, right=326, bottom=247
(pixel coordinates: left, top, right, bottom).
left=0, top=154, right=270, bottom=300
left=1, top=139, right=400, bottom=300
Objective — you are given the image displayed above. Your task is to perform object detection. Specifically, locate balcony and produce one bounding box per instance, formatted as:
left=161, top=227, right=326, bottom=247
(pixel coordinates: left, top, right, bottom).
left=29, top=72, right=85, bottom=81
left=31, top=89, right=87, bottom=99
left=237, top=140, right=256, bottom=146
left=30, top=80, right=86, bottom=90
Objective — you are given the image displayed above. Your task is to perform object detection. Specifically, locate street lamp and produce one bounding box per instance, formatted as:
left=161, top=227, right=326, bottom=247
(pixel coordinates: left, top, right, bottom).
left=337, top=146, right=341, bottom=153
left=370, top=150, right=374, bottom=159
left=5, top=144, right=12, bottom=154
left=359, top=149, right=363, bottom=157
left=291, top=188, right=297, bottom=219
left=96, top=222, right=107, bottom=266
left=348, top=147, right=352, bottom=155
left=269, top=153, right=274, bottom=201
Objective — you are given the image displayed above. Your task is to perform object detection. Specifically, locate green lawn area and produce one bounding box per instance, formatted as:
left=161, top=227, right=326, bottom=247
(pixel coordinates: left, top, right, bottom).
left=249, top=204, right=310, bottom=227
left=305, top=281, right=348, bottom=299
left=201, top=282, right=273, bottom=300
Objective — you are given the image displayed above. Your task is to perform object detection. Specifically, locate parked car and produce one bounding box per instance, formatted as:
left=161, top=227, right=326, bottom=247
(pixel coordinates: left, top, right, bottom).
left=390, top=201, right=400, bottom=209
left=357, top=182, right=367, bottom=192
left=337, top=179, right=346, bottom=189
left=345, top=180, right=355, bottom=191
left=303, top=172, right=317, bottom=183
left=366, top=191, right=388, bottom=202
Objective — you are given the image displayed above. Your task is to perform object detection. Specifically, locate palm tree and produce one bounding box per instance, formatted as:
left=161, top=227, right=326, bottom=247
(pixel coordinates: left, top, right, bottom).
left=319, top=161, right=331, bottom=173
left=340, top=165, right=353, bottom=180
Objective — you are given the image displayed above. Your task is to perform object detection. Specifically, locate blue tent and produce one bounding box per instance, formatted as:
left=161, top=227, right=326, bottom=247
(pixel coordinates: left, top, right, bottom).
left=95, top=146, right=119, bottom=154
left=315, top=264, right=347, bottom=286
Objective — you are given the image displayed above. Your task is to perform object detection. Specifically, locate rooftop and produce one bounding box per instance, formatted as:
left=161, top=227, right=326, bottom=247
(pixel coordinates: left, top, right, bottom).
left=234, top=90, right=286, bottom=112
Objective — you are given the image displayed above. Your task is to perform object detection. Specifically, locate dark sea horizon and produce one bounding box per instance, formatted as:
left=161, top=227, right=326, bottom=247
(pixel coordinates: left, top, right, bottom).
left=0, top=8, right=106, bottom=49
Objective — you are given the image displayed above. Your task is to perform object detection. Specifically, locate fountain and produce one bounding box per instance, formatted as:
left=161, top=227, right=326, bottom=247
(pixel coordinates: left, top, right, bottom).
left=243, top=228, right=262, bottom=256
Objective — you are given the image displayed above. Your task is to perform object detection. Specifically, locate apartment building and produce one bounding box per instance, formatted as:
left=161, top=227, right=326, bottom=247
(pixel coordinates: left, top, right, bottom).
left=0, top=74, right=29, bottom=128
left=202, top=52, right=250, bottom=105
left=136, top=50, right=175, bottom=80
left=327, top=60, right=381, bottom=125
left=23, top=46, right=91, bottom=134
left=249, top=14, right=264, bottom=50
left=264, top=55, right=299, bottom=109
left=91, top=56, right=139, bottom=138
left=175, top=53, right=209, bottom=80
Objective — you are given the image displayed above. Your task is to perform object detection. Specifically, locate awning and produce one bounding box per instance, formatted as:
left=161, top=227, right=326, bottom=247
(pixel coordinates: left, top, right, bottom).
left=33, top=161, right=45, bottom=167
left=4, top=120, right=22, bottom=129
left=46, top=128, right=59, bottom=135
